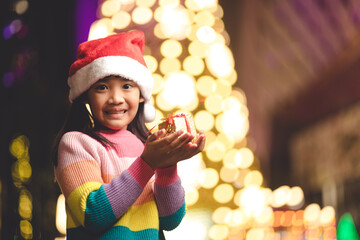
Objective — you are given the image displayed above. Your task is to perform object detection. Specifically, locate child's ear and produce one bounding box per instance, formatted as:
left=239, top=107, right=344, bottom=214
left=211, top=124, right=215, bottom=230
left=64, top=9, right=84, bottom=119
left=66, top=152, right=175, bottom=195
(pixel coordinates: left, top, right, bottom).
left=139, top=96, right=145, bottom=103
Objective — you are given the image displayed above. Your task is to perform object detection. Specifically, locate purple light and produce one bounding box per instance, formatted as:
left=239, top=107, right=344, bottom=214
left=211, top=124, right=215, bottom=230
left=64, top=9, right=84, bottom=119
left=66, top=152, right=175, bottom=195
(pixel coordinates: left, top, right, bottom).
left=3, top=25, right=14, bottom=39
left=3, top=72, right=15, bottom=88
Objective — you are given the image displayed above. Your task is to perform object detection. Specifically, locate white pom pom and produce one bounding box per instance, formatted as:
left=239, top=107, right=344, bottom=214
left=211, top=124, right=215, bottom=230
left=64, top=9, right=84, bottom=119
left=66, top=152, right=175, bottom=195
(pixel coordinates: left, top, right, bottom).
left=144, top=103, right=156, bottom=123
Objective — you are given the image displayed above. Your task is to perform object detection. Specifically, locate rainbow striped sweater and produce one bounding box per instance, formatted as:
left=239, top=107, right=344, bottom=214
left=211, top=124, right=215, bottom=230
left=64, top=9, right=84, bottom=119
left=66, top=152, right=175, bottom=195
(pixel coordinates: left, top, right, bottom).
left=55, top=130, right=185, bottom=239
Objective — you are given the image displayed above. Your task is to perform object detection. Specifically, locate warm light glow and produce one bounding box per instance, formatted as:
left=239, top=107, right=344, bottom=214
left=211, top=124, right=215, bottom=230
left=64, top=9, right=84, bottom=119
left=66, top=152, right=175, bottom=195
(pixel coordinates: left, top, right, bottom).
left=194, top=10, right=215, bottom=26
left=216, top=133, right=235, bottom=150
left=239, top=186, right=266, bottom=216
left=246, top=228, right=265, bottom=240
left=164, top=210, right=209, bottom=240
left=132, top=7, right=153, bottom=25
left=197, top=26, right=216, bottom=44
left=143, top=55, right=158, bottom=73
left=88, top=19, right=114, bottom=40
left=56, top=194, right=67, bottom=235
left=101, top=0, right=121, bottom=17
left=15, top=0, right=29, bottom=15
left=304, top=203, right=321, bottom=223
left=9, top=135, right=29, bottom=159
left=112, top=11, right=131, bottom=29
left=158, top=5, right=192, bottom=40
left=254, top=206, right=274, bottom=225
left=162, top=71, right=197, bottom=108
left=271, top=186, right=290, bottom=208
left=212, top=207, right=232, bottom=224
left=196, top=75, right=216, bottom=96
left=236, top=148, right=254, bottom=169
left=205, top=43, right=234, bottom=78
left=184, top=186, right=199, bottom=206
left=223, top=149, right=239, bottom=169
left=213, top=183, right=234, bottom=203
left=178, top=154, right=204, bottom=189
left=197, top=168, right=219, bottom=189
left=208, top=224, right=229, bottom=240
left=220, top=166, right=239, bottom=183
left=160, top=39, right=183, bottom=58
left=244, top=170, right=263, bottom=187
left=183, top=55, right=205, bottom=76
left=136, top=0, right=156, bottom=7
left=204, top=94, right=222, bottom=114
left=159, top=57, right=181, bottom=75
left=287, top=186, right=304, bottom=208
left=215, top=79, right=231, bottom=97
left=189, top=40, right=208, bottom=58
left=205, top=140, right=226, bottom=162
left=20, top=220, right=33, bottom=239
left=221, top=109, right=249, bottom=142
left=18, top=190, right=32, bottom=220
left=194, top=110, right=214, bottom=132
left=320, top=206, right=335, bottom=226
left=151, top=73, right=164, bottom=94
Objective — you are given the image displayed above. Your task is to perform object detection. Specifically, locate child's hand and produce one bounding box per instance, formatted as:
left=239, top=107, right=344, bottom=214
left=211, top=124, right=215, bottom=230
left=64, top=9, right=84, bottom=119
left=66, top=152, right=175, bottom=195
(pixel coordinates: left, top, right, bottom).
left=141, top=129, right=206, bottom=170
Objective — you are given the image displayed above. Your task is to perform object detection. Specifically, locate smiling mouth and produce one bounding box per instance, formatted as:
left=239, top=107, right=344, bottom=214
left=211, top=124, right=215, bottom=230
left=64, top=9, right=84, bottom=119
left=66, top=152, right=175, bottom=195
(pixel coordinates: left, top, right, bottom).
left=105, top=110, right=127, bottom=114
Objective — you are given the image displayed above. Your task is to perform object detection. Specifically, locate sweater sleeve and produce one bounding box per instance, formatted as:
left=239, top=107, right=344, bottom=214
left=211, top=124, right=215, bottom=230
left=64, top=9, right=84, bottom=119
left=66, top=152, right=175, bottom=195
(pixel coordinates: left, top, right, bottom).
left=55, top=132, right=154, bottom=234
left=154, top=165, right=186, bottom=231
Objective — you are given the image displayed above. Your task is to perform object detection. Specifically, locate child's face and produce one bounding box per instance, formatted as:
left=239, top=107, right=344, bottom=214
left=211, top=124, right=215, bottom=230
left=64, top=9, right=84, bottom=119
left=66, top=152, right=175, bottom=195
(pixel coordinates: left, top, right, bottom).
left=87, top=76, right=144, bottom=131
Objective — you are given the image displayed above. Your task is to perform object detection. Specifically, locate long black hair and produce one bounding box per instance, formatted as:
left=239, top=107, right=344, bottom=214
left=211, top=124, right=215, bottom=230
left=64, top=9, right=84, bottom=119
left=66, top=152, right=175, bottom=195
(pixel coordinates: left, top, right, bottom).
left=52, top=91, right=150, bottom=166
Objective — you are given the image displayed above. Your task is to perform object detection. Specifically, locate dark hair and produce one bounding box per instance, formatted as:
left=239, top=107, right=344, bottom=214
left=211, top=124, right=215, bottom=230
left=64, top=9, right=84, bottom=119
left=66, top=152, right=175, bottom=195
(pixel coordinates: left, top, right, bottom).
left=51, top=92, right=150, bottom=166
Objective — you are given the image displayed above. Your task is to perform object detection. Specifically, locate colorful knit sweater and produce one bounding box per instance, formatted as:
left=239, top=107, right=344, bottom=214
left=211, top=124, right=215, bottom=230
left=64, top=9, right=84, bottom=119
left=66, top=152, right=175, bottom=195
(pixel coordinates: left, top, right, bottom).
left=55, top=130, right=185, bottom=239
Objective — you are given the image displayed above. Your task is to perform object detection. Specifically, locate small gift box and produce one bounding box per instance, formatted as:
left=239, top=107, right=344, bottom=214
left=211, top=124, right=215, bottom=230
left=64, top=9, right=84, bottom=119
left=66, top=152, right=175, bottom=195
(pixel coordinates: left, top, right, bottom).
left=158, top=113, right=197, bottom=141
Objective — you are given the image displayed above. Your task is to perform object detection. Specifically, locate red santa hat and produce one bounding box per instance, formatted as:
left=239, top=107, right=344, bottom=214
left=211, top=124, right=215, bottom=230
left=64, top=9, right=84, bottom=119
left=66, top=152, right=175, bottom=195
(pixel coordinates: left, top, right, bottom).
left=67, top=30, right=156, bottom=122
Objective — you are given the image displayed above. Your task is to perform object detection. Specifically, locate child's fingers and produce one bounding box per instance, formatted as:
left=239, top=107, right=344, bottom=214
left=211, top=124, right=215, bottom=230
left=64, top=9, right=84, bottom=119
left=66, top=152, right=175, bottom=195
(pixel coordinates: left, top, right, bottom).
left=147, top=129, right=166, bottom=142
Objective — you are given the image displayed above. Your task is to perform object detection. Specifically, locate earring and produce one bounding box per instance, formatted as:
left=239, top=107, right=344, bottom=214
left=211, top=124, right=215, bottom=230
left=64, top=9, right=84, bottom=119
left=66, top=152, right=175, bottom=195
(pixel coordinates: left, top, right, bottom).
left=85, top=103, right=95, bottom=128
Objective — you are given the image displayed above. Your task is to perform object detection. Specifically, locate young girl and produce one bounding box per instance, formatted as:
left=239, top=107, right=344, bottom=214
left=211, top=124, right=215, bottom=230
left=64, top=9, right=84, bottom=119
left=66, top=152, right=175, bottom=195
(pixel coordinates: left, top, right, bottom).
left=53, top=31, right=205, bottom=239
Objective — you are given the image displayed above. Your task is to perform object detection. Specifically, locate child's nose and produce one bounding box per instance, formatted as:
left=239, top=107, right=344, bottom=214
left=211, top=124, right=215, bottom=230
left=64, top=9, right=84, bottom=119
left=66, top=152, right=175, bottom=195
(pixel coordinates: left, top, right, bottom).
left=108, top=90, right=125, bottom=104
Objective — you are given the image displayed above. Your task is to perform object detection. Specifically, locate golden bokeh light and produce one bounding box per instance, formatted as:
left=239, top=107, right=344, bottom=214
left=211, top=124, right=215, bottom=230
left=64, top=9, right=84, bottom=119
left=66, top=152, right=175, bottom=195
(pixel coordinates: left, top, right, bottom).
left=136, top=0, right=156, bottom=7
left=144, top=55, right=158, bottom=73
left=208, top=224, right=229, bottom=240
left=236, top=147, right=254, bottom=169
left=287, top=186, right=304, bottom=208
left=215, top=79, right=231, bottom=97
left=151, top=73, right=164, bottom=94
left=188, top=40, right=208, bottom=58
left=213, top=183, right=234, bottom=203
left=304, top=203, right=321, bottom=223
left=244, top=170, right=263, bottom=187
left=205, top=43, right=234, bottom=78
left=197, top=168, right=219, bottom=189
left=212, top=207, right=231, bottom=224
left=160, top=39, right=183, bottom=58
left=196, top=75, right=216, bottom=96
left=15, top=0, right=29, bottom=15
left=194, top=10, right=215, bottom=26
left=319, top=206, right=335, bottom=226
left=183, top=55, right=205, bottom=76
left=216, top=133, right=234, bottom=150
left=20, top=220, right=33, bottom=239
left=204, top=94, right=222, bottom=114
left=132, top=7, right=153, bottom=25
left=159, top=58, right=181, bottom=75
left=194, top=110, right=214, bottom=132
left=112, top=11, right=131, bottom=29
left=271, top=186, right=290, bottom=208
left=184, top=186, right=199, bottom=206
left=101, top=0, right=121, bottom=17
left=220, top=166, right=239, bottom=183
left=162, top=71, right=197, bottom=108
left=197, top=26, right=216, bottom=44
left=205, top=140, right=226, bottom=162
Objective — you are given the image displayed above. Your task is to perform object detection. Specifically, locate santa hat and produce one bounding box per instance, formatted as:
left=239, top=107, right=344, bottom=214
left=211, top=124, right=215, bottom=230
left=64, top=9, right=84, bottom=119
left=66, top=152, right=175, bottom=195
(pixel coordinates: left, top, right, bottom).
left=67, top=30, right=156, bottom=122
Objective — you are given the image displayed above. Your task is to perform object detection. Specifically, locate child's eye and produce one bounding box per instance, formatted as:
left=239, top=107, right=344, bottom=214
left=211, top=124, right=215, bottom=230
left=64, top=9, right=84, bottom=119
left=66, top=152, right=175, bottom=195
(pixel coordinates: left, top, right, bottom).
left=95, top=84, right=108, bottom=90
left=123, top=84, right=133, bottom=89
